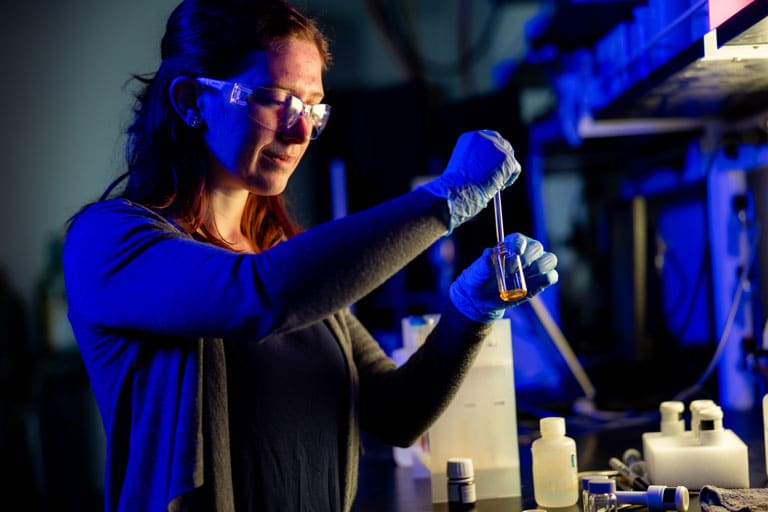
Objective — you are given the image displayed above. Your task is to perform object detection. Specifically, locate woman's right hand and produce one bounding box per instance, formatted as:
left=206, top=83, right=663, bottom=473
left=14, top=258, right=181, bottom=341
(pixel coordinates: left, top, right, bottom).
left=420, top=130, right=521, bottom=233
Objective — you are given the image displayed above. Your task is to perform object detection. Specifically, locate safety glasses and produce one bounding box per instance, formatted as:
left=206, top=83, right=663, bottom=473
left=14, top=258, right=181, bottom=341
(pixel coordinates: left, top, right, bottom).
left=196, top=77, right=331, bottom=140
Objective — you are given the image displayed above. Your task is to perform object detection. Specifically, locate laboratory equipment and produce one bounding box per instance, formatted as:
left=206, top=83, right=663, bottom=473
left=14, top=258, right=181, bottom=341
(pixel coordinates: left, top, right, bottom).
left=697, top=405, right=725, bottom=445
left=586, top=478, right=618, bottom=512
left=689, top=399, right=716, bottom=437
left=764, top=393, right=768, bottom=477
left=531, top=416, right=579, bottom=507
left=659, top=401, right=685, bottom=436
left=609, top=457, right=649, bottom=490
left=615, top=485, right=689, bottom=512
left=642, top=400, right=749, bottom=489
left=446, top=457, right=477, bottom=510
left=492, top=191, right=527, bottom=301
left=622, top=448, right=648, bottom=477
left=422, top=318, right=522, bottom=502
left=582, top=476, right=611, bottom=507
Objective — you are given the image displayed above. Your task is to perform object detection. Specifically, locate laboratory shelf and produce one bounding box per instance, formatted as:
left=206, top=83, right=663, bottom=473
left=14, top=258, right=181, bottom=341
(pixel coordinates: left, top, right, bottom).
left=592, top=0, right=768, bottom=122
left=525, top=0, right=645, bottom=52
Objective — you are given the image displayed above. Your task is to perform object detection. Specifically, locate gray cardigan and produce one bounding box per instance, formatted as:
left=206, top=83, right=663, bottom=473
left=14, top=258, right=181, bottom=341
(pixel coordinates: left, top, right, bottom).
left=64, top=188, right=491, bottom=511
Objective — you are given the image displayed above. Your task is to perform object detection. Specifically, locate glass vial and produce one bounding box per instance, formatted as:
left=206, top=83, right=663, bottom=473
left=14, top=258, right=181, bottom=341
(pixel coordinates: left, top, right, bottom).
left=492, top=242, right=527, bottom=301
left=447, top=457, right=476, bottom=510
left=587, top=478, right=618, bottom=512
left=582, top=476, right=610, bottom=508
left=531, top=417, right=579, bottom=508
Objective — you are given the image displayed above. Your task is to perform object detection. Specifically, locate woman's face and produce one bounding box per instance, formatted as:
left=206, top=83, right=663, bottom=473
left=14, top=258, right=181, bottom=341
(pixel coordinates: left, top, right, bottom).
left=198, top=38, right=325, bottom=196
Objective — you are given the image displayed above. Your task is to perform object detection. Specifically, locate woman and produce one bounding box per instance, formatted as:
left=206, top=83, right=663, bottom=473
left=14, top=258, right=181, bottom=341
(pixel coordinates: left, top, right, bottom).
left=63, top=0, right=558, bottom=510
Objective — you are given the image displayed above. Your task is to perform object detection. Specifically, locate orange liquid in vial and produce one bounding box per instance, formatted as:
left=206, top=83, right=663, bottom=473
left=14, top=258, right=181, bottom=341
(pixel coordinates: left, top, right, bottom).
left=500, top=288, right=527, bottom=301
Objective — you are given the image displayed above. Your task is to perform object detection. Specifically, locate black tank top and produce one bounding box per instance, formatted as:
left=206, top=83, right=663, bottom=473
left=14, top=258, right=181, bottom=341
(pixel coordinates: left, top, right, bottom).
left=225, top=320, right=348, bottom=511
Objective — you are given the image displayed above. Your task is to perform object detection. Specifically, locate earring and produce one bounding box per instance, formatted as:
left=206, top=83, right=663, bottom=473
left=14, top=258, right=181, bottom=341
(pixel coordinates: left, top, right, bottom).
left=187, top=113, right=203, bottom=128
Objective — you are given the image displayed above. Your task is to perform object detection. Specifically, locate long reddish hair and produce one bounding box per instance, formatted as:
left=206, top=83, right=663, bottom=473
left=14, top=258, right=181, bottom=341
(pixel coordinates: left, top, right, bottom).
left=103, top=0, right=331, bottom=251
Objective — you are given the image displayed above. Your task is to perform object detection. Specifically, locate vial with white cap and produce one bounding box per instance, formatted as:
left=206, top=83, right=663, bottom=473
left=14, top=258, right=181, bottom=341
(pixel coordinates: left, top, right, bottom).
left=531, top=417, right=579, bottom=507
left=764, top=394, right=768, bottom=477
left=446, top=457, right=476, bottom=510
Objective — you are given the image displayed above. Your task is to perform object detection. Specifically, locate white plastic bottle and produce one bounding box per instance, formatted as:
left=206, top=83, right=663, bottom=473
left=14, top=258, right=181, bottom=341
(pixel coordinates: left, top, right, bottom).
left=532, top=416, right=579, bottom=507
left=763, top=393, right=768, bottom=477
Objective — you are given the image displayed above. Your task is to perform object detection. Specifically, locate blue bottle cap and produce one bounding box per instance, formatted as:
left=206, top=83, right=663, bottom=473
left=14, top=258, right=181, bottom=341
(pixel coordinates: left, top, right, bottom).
left=589, top=479, right=616, bottom=493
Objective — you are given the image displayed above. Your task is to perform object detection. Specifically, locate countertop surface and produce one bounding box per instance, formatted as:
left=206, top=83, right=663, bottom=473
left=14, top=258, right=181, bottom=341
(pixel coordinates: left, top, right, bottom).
left=352, top=405, right=767, bottom=512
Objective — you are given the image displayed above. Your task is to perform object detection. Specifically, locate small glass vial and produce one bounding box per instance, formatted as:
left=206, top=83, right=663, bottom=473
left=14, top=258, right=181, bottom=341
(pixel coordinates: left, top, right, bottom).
left=492, top=242, right=527, bottom=301
left=447, top=457, right=476, bottom=510
left=587, top=478, right=617, bottom=512
left=582, top=476, right=610, bottom=508
left=531, top=417, right=579, bottom=508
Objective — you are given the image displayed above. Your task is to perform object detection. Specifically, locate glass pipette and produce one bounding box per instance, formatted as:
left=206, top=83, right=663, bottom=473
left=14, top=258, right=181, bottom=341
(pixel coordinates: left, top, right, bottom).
left=494, top=191, right=505, bottom=246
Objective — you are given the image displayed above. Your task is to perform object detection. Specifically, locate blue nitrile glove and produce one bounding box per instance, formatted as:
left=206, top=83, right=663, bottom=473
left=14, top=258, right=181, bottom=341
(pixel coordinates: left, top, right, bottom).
left=420, top=130, right=521, bottom=234
left=449, top=233, right=559, bottom=323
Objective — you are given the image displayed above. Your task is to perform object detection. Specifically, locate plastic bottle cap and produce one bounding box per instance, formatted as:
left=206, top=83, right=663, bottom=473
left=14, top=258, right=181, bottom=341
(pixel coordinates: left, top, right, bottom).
left=622, top=448, right=643, bottom=464
left=540, top=416, right=565, bottom=436
left=690, top=400, right=716, bottom=413
left=660, top=401, right=684, bottom=418
left=588, top=479, right=616, bottom=493
left=699, top=405, right=723, bottom=431
left=582, top=476, right=611, bottom=490
left=447, top=457, right=474, bottom=479
left=674, top=486, right=690, bottom=511
left=699, top=406, right=723, bottom=421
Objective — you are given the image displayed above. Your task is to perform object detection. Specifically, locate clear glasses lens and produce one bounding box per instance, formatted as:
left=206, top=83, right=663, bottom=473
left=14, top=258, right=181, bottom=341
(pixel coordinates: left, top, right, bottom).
left=308, top=104, right=331, bottom=137
left=247, top=88, right=330, bottom=140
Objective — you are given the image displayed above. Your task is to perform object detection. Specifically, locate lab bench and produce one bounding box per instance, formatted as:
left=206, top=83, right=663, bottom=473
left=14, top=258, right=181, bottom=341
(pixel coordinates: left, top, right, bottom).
left=352, top=406, right=767, bottom=512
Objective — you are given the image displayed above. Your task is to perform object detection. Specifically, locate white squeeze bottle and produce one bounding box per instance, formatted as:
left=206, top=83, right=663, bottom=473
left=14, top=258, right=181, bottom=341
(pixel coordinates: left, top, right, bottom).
left=532, top=416, right=579, bottom=507
left=764, top=393, right=768, bottom=478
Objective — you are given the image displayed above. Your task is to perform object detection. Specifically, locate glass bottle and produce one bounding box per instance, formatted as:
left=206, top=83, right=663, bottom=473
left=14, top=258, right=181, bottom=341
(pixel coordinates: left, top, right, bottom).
left=582, top=476, right=610, bottom=508
left=446, top=457, right=476, bottom=510
left=587, top=478, right=617, bottom=512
